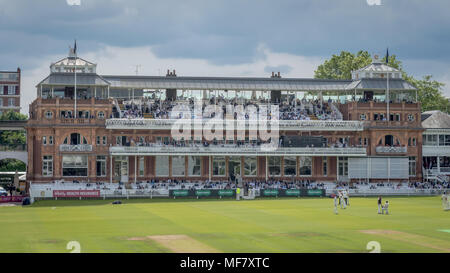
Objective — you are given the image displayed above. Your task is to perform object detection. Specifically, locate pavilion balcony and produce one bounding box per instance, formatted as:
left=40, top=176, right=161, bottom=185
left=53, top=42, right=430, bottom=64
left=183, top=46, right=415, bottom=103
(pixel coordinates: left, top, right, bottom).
left=105, top=118, right=365, bottom=131
left=422, top=145, right=450, bottom=157
left=59, top=144, right=93, bottom=152
left=109, top=145, right=367, bottom=157
left=375, top=146, right=407, bottom=154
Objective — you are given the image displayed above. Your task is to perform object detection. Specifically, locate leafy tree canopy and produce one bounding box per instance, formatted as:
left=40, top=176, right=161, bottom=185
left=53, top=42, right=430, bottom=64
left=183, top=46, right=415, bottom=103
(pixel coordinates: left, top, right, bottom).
left=314, top=50, right=449, bottom=113
left=0, top=110, right=27, bottom=121
left=0, top=111, right=27, bottom=146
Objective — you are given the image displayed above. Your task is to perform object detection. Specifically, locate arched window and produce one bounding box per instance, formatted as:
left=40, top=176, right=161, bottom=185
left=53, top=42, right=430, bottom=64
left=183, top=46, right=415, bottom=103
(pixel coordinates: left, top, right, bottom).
left=384, top=135, right=394, bottom=146
left=70, top=133, right=88, bottom=145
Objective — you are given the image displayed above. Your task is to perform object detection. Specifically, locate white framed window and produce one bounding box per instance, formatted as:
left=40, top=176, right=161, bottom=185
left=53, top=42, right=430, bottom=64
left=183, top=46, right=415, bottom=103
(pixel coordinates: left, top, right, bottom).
left=299, top=156, right=312, bottom=176
left=212, top=156, right=226, bottom=176
left=62, top=155, right=88, bottom=177
left=423, top=135, right=438, bottom=146
left=42, top=136, right=47, bottom=145
left=338, top=157, right=348, bottom=177
left=244, top=156, right=257, bottom=177
left=42, top=156, right=53, bottom=176
left=96, top=136, right=101, bottom=145
left=96, top=155, right=107, bottom=177
left=102, top=136, right=107, bottom=145
left=8, top=98, right=15, bottom=106
left=268, top=157, right=281, bottom=176
left=284, top=156, right=296, bottom=176
left=172, top=156, right=185, bottom=177
left=188, top=156, right=201, bottom=176
left=138, top=156, right=145, bottom=176
left=409, top=157, right=416, bottom=176
left=49, top=136, right=53, bottom=145
left=7, top=85, right=16, bottom=95
left=439, top=135, right=450, bottom=146
left=155, top=156, right=169, bottom=177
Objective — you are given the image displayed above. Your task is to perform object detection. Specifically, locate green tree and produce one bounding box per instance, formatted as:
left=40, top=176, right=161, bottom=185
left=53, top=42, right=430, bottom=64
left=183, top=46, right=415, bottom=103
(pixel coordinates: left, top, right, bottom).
left=406, top=75, right=450, bottom=113
left=0, top=110, right=27, bottom=148
left=0, top=110, right=27, bottom=121
left=314, top=50, right=449, bottom=113
left=0, top=159, right=26, bottom=172
left=314, top=50, right=372, bottom=80
left=0, top=131, right=26, bottom=146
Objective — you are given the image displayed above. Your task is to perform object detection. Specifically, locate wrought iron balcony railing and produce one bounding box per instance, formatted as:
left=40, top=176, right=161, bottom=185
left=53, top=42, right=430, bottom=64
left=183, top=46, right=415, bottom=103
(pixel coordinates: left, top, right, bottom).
left=375, top=146, right=407, bottom=154
left=110, top=145, right=367, bottom=156
left=59, top=144, right=93, bottom=152
left=106, top=118, right=365, bottom=131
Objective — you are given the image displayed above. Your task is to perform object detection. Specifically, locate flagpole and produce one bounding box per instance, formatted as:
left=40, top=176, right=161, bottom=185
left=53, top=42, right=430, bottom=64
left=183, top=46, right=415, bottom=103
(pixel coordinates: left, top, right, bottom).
left=387, top=69, right=389, bottom=122
left=74, top=52, right=77, bottom=119
left=386, top=48, right=390, bottom=123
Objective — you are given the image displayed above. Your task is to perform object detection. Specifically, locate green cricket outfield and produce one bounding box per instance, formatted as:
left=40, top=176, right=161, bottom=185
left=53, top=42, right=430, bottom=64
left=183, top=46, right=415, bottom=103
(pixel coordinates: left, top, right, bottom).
left=0, top=196, right=448, bottom=253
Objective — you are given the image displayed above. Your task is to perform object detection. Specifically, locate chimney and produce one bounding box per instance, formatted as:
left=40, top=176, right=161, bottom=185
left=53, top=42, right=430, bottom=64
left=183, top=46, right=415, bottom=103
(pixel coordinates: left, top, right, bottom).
left=278, top=72, right=281, bottom=78
left=173, top=69, right=176, bottom=76
left=166, top=69, right=170, bottom=76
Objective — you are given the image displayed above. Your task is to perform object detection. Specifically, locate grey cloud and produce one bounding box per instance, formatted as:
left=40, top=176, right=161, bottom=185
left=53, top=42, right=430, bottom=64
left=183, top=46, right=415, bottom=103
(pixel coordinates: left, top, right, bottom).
left=1, top=0, right=450, bottom=74
left=264, top=65, right=293, bottom=75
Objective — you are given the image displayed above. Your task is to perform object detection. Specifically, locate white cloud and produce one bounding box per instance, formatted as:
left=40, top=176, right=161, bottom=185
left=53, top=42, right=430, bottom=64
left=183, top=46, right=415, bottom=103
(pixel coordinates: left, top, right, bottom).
left=20, top=44, right=323, bottom=114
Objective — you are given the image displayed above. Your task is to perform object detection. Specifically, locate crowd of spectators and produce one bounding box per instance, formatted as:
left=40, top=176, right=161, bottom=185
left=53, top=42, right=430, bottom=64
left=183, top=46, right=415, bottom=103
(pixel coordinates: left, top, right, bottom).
left=33, top=178, right=450, bottom=194
left=113, top=96, right=343, bottom=121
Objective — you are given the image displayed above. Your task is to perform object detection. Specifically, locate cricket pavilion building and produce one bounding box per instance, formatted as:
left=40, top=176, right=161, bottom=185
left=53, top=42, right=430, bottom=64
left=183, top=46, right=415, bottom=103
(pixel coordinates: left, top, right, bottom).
left=26, top=50, right=428, bottom=186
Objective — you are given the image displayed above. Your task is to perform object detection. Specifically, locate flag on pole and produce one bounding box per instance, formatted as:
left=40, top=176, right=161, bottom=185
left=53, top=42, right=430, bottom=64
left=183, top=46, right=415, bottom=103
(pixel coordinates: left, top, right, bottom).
left=385, top=48, right=389, bottom=64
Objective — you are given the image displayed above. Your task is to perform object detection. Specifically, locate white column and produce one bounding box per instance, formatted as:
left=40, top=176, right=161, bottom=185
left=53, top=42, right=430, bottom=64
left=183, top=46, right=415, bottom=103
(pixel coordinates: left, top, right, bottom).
left=110, top=155, right=113, bottom=184
left=134, top=155, right=137, bottom=183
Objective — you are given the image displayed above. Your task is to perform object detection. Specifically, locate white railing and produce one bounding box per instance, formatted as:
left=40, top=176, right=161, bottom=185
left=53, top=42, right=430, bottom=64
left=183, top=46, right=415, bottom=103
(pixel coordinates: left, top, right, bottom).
left=105, top=118, right=364, bottom=131
left=375, top=146, right=407, bottom=154
left=59, top=144, right=93, bottom=152
left=110, top=145, right=367, bottom=156
left=422, top=145, right=450, bottom=157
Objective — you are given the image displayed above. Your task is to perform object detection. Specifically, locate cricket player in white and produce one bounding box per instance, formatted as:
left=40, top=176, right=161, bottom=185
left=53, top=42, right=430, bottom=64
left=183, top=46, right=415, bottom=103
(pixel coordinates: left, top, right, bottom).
left=338, top=191, right=344, bottom=209
left=343, top=190, right=349, bottom=208
left=382, top=200, right=389, bottom=215
left=341, top=190, right=347, bottom=209
left=442, top=192, right=449, bottom=211
left=334, top=195, right=338, bottom=214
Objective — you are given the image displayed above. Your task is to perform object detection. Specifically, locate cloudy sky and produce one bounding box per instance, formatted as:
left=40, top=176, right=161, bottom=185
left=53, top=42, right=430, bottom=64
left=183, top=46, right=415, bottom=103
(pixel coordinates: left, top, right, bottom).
left=1, top=0, right=449, bottom=114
